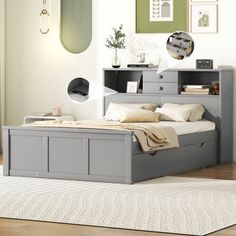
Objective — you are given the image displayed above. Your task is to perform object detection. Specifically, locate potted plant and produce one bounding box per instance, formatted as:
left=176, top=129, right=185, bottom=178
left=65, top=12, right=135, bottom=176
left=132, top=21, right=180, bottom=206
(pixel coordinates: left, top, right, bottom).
left=105, top=24, right=126, bottom=68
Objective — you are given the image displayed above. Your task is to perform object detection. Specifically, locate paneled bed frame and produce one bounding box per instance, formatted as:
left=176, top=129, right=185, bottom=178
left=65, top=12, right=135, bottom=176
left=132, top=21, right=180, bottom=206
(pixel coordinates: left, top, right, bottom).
left=2, top=68, right=233, bottom=184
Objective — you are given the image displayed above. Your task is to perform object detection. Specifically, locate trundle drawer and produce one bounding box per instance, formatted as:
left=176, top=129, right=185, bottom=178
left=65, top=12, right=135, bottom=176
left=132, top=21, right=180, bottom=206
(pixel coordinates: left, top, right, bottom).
left=143, top=71, right=178, bottom=83
left=143, top=82, right=178, bottom=94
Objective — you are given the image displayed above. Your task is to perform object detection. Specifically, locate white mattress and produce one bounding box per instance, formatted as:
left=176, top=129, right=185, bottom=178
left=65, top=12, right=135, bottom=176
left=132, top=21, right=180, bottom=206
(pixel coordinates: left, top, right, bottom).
left=132, top=120, right=215, bottom=142
left=61, top=118, right=215, bottom=136
left=156, top=120, right=215, bottom=136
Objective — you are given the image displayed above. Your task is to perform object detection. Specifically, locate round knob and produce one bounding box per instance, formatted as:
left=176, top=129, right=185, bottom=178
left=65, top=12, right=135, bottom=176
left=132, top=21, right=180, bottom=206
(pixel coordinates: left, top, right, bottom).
left=158, top=86, right=163, bottom=91
left=158, top=74, right=163, bottom=79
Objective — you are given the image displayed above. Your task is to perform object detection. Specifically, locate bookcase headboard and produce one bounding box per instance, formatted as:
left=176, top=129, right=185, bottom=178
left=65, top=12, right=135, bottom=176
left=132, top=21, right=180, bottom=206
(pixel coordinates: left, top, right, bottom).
left=104, top=94, right=219, bottom=124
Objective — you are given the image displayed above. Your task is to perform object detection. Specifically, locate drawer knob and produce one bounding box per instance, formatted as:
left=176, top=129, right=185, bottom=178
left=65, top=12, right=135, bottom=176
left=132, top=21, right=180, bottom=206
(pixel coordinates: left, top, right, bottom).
left=158, top=75, right=163, bottom=79
left=158, top=86, right=163, bottom=91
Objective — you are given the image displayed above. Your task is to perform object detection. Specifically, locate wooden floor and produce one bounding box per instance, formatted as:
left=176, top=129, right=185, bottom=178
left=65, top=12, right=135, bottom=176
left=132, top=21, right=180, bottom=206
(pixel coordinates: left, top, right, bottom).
left=0, top=155, right=236, bottom=236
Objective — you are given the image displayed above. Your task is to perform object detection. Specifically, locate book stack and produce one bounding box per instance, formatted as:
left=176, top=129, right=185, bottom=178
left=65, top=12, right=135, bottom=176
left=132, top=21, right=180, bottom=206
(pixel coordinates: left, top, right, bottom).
left=181, top=85, right=212, bottom=95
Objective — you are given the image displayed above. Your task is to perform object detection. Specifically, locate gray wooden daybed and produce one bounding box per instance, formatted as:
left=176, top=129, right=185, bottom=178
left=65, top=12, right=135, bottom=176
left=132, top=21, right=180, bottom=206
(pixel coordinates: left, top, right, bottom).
left=2, top=68, right=233, bottom=184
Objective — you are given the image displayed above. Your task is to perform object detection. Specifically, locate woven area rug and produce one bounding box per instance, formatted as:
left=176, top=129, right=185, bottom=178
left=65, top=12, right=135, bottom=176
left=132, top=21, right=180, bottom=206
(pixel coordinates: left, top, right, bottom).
left=0, top=169, right=236, bottom=236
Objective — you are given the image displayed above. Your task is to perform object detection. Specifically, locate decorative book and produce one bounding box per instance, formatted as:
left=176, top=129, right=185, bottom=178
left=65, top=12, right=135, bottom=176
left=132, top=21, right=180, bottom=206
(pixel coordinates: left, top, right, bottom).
left=182, top=85, right=214, bottom=95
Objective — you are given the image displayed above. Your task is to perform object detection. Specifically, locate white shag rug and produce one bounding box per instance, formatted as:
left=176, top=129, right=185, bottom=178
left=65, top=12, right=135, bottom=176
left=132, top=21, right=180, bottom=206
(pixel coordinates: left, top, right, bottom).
left=0, top=169, right=236, bottom=236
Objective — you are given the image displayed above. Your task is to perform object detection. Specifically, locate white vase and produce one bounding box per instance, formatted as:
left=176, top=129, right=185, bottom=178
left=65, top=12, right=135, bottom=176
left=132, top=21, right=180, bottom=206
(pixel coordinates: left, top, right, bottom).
left=136, top=52, right=146, bottom=63
left=112, top=49, right=121, bottom=68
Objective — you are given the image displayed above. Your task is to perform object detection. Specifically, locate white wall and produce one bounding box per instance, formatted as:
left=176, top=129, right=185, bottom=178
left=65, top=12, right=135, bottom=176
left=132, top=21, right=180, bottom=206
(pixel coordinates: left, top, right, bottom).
left=5, top=0, right=236, bottom=160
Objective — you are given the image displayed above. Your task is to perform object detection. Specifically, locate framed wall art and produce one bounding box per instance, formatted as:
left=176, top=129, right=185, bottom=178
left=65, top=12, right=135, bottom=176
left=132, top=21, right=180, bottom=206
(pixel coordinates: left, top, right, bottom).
left=136, top=0, right=188, bottom=33
left=190, top=4, right=218, bottom=33
left=191, top=0, right=217, bottom=2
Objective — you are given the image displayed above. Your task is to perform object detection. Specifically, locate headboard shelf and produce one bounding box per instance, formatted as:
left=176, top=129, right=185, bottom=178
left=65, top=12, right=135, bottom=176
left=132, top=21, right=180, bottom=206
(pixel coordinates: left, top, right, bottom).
left=103, top=67, right=232, bottom=72
left=112, top=92, right=219, bottom=98
left=104, top=68, right=230, bottom=96
left=103, top=67, right=233, bottom=165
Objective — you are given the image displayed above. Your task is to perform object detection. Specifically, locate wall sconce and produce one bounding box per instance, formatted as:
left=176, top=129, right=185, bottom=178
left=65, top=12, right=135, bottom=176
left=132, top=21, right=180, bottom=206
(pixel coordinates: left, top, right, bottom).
left=40, top=0, right=50, bottom=34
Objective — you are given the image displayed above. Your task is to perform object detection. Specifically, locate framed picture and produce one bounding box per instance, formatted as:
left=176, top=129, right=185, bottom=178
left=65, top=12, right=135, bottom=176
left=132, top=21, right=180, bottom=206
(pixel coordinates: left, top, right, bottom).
left=136, top=0, right=188, bottom=33
left=190, top=4, right=218, bottom=33
left=127, top=81, right=138, bottom=93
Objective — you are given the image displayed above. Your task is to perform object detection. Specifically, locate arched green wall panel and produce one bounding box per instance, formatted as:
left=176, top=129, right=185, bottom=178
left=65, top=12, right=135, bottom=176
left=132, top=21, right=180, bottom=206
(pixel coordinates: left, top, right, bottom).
left=61, top=0, right=92, bottom=54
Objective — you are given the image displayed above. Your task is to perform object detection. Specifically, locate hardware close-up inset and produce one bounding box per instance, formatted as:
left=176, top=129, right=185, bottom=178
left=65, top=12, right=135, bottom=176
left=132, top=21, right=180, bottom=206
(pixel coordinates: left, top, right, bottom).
left=166, top=32, right=194, bottom=60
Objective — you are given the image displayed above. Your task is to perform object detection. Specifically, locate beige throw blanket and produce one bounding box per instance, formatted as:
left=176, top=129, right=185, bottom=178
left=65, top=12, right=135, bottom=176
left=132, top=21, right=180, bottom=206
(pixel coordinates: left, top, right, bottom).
left=24, top=120, right=179, bottom=152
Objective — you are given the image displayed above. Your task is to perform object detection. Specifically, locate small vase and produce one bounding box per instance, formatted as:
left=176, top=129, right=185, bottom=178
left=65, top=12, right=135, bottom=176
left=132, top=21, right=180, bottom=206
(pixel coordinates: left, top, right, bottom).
left=136, top=52, right=146, bottom=63
left=112, top=49, right=121, bottom=68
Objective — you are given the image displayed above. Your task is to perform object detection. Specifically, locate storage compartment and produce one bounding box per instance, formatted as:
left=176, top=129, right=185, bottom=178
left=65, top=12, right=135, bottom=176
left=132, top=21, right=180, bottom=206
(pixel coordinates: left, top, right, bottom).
left=143, top=71, right=178, bottom=83
left=132, top=130, right=217, bottom=183
left=132, top=140, right=217, bottom=183
left=171, top=37, right=192, bottom=49
left=143, top=82, right=178, bottom=94
left=104, top=70, right=143, bottom=93
left=179, top=71, right=220, bottom=96
left=179, top=71, right=219, bottom=85
left=166, top=43, right=188, bottom=57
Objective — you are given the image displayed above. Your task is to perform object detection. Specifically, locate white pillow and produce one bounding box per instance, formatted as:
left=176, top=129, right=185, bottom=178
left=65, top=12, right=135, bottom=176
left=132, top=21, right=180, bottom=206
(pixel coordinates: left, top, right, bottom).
left=155, top=107, right=193, bottom=122
left=120, top=110, right=160, bottom=123
left=162, top=103, right=205, bottom=122
left=104, top=103, right=158, bottom=121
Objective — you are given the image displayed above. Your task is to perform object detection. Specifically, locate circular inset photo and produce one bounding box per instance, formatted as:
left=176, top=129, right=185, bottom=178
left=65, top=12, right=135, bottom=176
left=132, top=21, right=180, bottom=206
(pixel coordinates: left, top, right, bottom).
left=166, top=32, right=194, bottom=60
left=67, top=77, right=90, bottom=103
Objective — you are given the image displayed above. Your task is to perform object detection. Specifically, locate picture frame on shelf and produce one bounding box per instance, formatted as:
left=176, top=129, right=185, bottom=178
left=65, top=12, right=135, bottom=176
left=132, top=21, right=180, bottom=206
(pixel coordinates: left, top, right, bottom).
left=190, top=4, right=218, bottom=33
left=127, top=81, right=138, bottom=93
